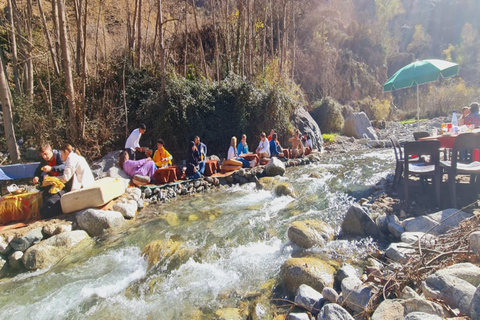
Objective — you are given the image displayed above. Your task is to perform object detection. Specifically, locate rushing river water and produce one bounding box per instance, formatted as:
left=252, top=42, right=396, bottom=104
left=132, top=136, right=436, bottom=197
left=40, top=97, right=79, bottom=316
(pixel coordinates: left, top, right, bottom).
left=0, top=150, right=395, bottom=319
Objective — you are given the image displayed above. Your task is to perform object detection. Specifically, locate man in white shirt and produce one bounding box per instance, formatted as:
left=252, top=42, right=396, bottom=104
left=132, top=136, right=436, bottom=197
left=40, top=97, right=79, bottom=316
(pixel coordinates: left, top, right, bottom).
left=125, top=124, right=147, bottom=160
left=256, top=132, right=270, bottom=158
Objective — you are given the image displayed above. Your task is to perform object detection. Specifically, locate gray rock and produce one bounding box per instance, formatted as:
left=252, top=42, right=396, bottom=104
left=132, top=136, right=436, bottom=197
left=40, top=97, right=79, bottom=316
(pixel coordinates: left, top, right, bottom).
left=404, top=312, right=442, bottom=320
left=237, top=169, right=245, bottom=177
left=196, top=186, right=204, bottom=192
left=106, top=166, right=131, bottom=188
left=287, top=220, right=333, bottom=249
left=292, top=106, right=323, bottom=149
left=137, top=199, right=144, bottom=209
left=402, top=208, right=473, bottom=235
left=0, top=238, right=12, bottom=256
left=385, top=242, right=415, bottom=264
left=401, top=232, right=438, bottom=246
left=287, top=313, right=309, bottom=320
left=422, top=273, right=475, bottom=315
left=294, top=284, right=323, bottom=309
left=193, top=180, right=201, bottom=188
left=469, top=231, right=480, bottom=255
left=113, top=200, right=137, bottom=219
left=335, top=264, right=359, bottom=285
left=322, top=287, right=339, bottom=303
left=91, top=150, right=123, bottom=179
left=387, top=221, right=404, bottom=238
left=265, top=157, right=286, bottom=177
left=53, top=225, right=72, bottom=235
left=281, top=257, right=335, bottom=293
left=42, top=224, right=58, bottom=236
left=76, top=209, right=126, bottom=237
left=9, top=251, right=24, bottom=270
left=22, top=230, right=92, bottom=270
left=340, top=204, right=387, bottom=241
left=435, top=263, right=480, bottom=287
left=400, top=286, right=420, bottom=299
left=144, top=188, right=153, bottom=198
left=371, top=298, right=445, bottom=320
left=10, top=228, right=44, bottom=252
left=0, top=255, right=6, bottom=270
left=343, top=112, right=378, bottom=140
left=317, top=303, right=354, bottom=320
left=341, top=276, right=372, bottom=313
left=470, top=285, right=480, bottom=320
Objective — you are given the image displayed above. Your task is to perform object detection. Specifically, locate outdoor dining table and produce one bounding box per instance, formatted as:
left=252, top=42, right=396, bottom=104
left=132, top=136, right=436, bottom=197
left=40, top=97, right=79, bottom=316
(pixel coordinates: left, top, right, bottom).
left=153, top=166, right=179, bottom=184
left=419, top=129, right=480, bottom=161
left=204, top=160, right=219, bottom=176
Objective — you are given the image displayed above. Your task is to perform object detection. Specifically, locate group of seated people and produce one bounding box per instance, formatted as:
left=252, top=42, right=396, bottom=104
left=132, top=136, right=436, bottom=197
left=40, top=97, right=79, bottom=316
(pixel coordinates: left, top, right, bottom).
left=459, top=102, right=480, bottom=127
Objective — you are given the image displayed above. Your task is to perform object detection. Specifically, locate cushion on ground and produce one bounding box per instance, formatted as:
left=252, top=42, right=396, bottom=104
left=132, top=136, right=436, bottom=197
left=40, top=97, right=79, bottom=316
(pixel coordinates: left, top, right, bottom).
left=60, top=177, right=125, bottom=214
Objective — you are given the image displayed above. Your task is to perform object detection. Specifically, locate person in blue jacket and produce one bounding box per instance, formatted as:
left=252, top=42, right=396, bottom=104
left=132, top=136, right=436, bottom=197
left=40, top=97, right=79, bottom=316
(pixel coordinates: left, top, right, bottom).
left=33, top=143, right=65, bottom=184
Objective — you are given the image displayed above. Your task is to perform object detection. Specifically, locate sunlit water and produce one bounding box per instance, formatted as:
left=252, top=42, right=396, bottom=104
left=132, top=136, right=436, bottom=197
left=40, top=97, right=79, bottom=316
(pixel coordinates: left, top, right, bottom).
left=0, top=150, right=394, bottom=319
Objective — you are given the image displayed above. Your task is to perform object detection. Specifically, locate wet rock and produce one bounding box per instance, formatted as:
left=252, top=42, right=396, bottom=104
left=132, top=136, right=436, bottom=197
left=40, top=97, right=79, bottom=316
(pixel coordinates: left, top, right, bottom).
left=335, top=264, right=360, bottom=287
left=371, top=298, right=445, bottom=320
left=343, top=112, right=378, bottom=140
left=287, top=220, right=333, bottom=249
left=225, top=175, right=234, bottom=184
left=141, top=239, right=190, bottom=270
left=287, top=313, right=309, bottom=320
left=22, top=230, right=92, bottom=270
left=265, top=157, right=286, bottom=177
left=10, top=228, right=44, bottom=252
left=469, top=231, right=480, bottom=254
left=385, top=242, right=415, bottom=264
left=470, top=285, right=480, bottom=320
left=341, top=276, right=372, bottom=313
left=317, top=303, right=354, bottom=320
left=196, top=186, right=204, bottom=192
left=113, top=200, right=137, bottom=219
left=340, top=204, right=387, bottom=241
left=144, top=188, right=153, bottom=198
left=402, top=208, right=473, bottom=235
left=281, top=257, right=335, bottom=293
left=0, top=237, right=12, bottom=256
left=294, top=284, right=323, bottom=310
left=274, top=182, right=295, bottom=197
left=9, top=251, right=24, bottom=270
left=422, top=273, right=475, bottom=315
left=404, top=312, right=442, bottom=320
left=193, top=180, right=201, bottom=188
left=160, top=212, right=179, bottom=226
left=214, top=307, right=242, bottom=320
left=76, top=209, right=126, bottom=237
left=401, top=232, right=438, bottom=246
left=322, top=287, right=339, bottom=303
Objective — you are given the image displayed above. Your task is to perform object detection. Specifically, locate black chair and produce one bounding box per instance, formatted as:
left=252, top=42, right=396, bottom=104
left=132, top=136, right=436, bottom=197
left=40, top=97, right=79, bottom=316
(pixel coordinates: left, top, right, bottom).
left=390, top=136, right=422, bottom=188
left=404, top=140, right=441, bottom=207
left=440, top=132, right=480, bottom=208
left=413, top=131, right=430, bottom=140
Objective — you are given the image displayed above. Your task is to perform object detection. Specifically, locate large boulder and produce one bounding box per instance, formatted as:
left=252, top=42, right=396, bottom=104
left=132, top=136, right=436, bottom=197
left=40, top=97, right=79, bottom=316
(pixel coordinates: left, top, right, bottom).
left=402, top=208, right=473, bottom=236
left=340, top=204, right=387, bottom=241
left=91, top=150, right=123, bottom=179
left=470, top=285, right=480, bottom=320
left=343, top=112, right=378, bottom=140
left=371, top=298, right=446, bottom=320
left=422, top=273, right=475, bottom=315
left=287, top=220, right=333, bottom=249
left=317, top=303, right=354, bottom=320
left=291, top=107, right=323, bottom=149
left=10, top=228, right=44, bottom=252
left=8, top=251, right=24, bottom=270
left=294, top=284, right=323, bottom=310
left=112, top=200, right=137, bottom=219
left=264, top=157, right=286, bottom=177
left=76, top=209, right=126, bottom=237
left=341, top=276, right=372, bottom=313
left=469, top=231, right=480, bottom=255
left=435, top=263, right=480, bottom=287
left=273, top=182, right=295, bottom=197
left=22, top=230, right=91, bottom=270
left=281, top=257, right=335, bottom=293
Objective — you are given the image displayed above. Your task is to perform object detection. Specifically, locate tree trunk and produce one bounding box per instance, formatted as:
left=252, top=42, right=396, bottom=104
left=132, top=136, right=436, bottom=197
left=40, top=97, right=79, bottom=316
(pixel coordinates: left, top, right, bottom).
left=57, top=0, right=78, bottom=138
left=38, top=0, right=60, bottom=76
left=262, top=1, right=267, bottom=75
left=74, top=0, right=84, bottom=76
left=51, top=0, right=62, bottom=72
left=158, top=0, right=165, bottom=96
left=290, top=0, right=295, bottom=82
left=192, top=0, right=208, bottom=78
left=94, top=0, right=102, bottom=80
left=126, top=0, right=133, bottom=56
left=136, top=0, right=142, bottom=68
left=81, top=0, right=88, bottom=138
left=224, top=0, right=231, bottom=73
left=184, top=0, right=188, bottom=77
left=246, top=0, right=251, bottom=79
left=26, top=0, right=34, bottom=102
left=211, top=0, right=220, bottom=81
left=0, top=49, right=20, bottom=163
left=7, top=0, right=21, bottom=95
left=269, top=0, right=274, bottom=58
left=144, top=5, right=152, bottom=65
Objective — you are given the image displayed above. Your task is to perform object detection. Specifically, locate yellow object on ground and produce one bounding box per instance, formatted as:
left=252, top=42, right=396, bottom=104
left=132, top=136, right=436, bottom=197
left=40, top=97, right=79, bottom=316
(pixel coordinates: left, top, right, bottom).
left=0, top=192, right=43, bottom=225
left=41, top=176, right=65, bottom=194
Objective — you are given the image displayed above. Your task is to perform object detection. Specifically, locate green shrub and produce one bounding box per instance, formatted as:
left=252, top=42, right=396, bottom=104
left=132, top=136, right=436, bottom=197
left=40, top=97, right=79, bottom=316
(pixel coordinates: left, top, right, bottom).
left=310, top=97, right=344, bottom=134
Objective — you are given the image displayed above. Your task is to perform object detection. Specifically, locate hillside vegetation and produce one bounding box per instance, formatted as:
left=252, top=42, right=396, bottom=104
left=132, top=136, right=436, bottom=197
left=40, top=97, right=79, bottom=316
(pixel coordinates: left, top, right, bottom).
left=0, top=0, right=479, bottom=160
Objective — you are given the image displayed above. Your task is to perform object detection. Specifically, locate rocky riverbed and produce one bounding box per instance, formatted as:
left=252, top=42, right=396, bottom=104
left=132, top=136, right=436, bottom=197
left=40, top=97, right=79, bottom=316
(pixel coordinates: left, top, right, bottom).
left=1, top=117, right=479, bottom=319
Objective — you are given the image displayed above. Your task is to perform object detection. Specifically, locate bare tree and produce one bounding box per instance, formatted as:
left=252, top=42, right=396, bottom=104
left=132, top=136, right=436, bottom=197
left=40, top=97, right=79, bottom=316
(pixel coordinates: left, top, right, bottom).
left=38, top=0, right=60, bottom=76
left=136, top=0, right=142, bottom=68
left=7, top=0, right=21, bottom=95
left=211, top=0, right=220, bottom=81
left=158, top=0, right=165, bottom=95
left=0, top=49, right=20, bottom=163
left=26, top=0, right=34, bottom=102
left=192, top=0, right=208, bottom=77
left=57, top=0, right=78, bottom=138
left=184, top=0, right=188, bottom=77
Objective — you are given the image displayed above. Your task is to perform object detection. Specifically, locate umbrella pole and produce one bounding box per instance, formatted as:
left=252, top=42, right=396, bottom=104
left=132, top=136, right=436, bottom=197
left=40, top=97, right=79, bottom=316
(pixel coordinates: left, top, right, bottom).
left=416, top=83, right=420, bottom=121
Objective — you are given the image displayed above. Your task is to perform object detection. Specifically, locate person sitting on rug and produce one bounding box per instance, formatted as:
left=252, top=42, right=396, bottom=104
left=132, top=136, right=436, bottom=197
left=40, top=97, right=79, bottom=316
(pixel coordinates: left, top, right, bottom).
left=194, top=136, right=207, bottom=174
left=228, top=136, right=256, bottom=168
left=118, top=150, right=156, bottom=179
left=267, top=129, right=275, bottom=141
left=237, top=134, right=249, bottom=156
left=33, top=143, right=65, bottom=185
left=153, top=139, right=172, bottom=168
left=256, top=132, right=271, bottom=159
left=186, top=141, right=202, bottom=180
left=289, top=129, right=304, bottom=158
left=465, top=102, right=480, bottom=128
left=58, top=144, right=95, bottom=192
left=125, top=123, right=150, bottom=160
left=269, top=133, right=284, bottom=158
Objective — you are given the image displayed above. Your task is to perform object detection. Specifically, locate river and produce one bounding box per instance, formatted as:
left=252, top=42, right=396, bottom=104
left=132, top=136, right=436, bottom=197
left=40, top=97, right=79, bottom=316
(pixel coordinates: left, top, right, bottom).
left=0, top=149, right=394, bottom=319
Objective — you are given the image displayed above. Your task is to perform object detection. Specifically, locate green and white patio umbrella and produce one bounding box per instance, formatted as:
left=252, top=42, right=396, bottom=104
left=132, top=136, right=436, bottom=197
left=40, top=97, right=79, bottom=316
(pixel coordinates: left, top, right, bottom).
left=384, top=59, right=459, bottom=120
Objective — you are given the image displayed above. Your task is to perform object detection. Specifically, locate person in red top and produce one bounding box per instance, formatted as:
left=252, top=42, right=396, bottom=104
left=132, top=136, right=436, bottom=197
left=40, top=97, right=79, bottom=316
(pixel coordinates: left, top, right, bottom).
left=33, top=143, right=65, bottom=184
left=267, top=129, right=275, bottom=141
